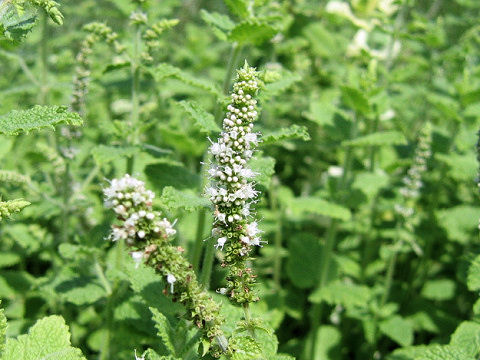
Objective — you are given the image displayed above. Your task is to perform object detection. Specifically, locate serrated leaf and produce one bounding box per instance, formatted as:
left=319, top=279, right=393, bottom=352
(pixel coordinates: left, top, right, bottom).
left=200, top=9, right=234, bottom=40
left=150, top=308, right=176, bottom=356
left=228, top=21, right=277, bottom=45
left=91, top=145, right=138, bottom=165
left=450, top=322, right=480, bottom=357
left=468, top=255, right=480, bottom=291
left=176, top=100, right=220, bottom=134
left=151, top=64, right=222, bottom=99
left=249, top=156, right=275, bottom=187
left=261, top=125, right=310, bottom=146
left=342, top=131, right=407, bottom=147
left=0, top=3, right=37, bottom=43
left=160, top=186, right=209, bottom=212
left=287, top=197, right=351, bottom=221
left=379, top=315, right=413, bottom=347
left=230, top=335, right=262, bottom=360
left=3, top=315, right=86, bottom=359
left=421, top=279, right=456, bottom=301
left=0, top=105, right=82, bottom=135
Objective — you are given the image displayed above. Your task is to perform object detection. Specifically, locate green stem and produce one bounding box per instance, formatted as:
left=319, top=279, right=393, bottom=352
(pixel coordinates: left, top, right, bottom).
left=127, top=24, right=142, bottom=174
left=191, top=209, right=206, bottom=273
left=243, top=303, right=255, bottom=338
left=199, top=43, right=243, bottom=288
left=308, top=220, right=338, bottom=359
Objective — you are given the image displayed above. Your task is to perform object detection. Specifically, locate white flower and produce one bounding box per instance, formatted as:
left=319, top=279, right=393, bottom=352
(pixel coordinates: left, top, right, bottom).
left=167, top=274, right=176, bottom=293
left=328, top=166, right=344, bottom=178
left=246, top=221, right=261, bottom=237
left=215, top=236, right=227, bottom=249
left=380, top=109, right=396, bottom=121
left=130, top=251, right=144, bottom=268
left=137, top=230, right=146, bottom=239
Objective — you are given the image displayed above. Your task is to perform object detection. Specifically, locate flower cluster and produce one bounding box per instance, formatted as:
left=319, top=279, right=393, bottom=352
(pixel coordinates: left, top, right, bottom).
left=104, top=175, right=227, bottom=356
left=71, top=22, right=125, bottom=116
left=205, top=63, right=263, bottom=304
left=395, top=123, right=432, bottom=225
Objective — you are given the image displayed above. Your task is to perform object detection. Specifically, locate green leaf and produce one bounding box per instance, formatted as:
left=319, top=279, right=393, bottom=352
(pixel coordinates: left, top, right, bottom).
left=309, top=280, right=372, bottom=309
left=379, top=315, right=414, bottom=347
left=341, top=86, right=370, bottom=114
left=3, top=315, right=86, bottom=359
left=224, top=0, right=250, bottom=19
left=176, top=100, right=220, bottom=134
left=0, top=252, right=21, bottom=268
left=306, top=326, right=342, bottom=360
left=421, top=279, right=456, bottom=301
left=145, top=161, right=200, bottom=191
left=286, top=233, right=338, bottom=289
left=160, top=186, right=210, bottom=212
left=468, top=255, right=480, bottom=291
left=228, top=21, right=277, bottom=45
left=418, top=345, right=475, bottom=360
left=342, top=131, right=407, bottom=147
left=151, top=64, right=222, bottom=99
left=0, top=301, right=6, bottom=357
left=91, top=145, right=138, bottom=165
left=0, top=105, right=82, bottom=135
left=262, top=73, right=302, bottom=100
left=150, top=308, right=176, bottom=356
left=0, top=3, right=37, bottom=43
left=436, top=206, right=480, bottom=244
left=261, top=125, right=310, bottom=146
left=287, top=197, right=351, bottom=221
left=450, top=322, right=480, bottom=357
left=200, top=10, right=234, bottom=40
left=230, top=335, right=262, bottom=360
left=249, top=156, right=275, bottom=187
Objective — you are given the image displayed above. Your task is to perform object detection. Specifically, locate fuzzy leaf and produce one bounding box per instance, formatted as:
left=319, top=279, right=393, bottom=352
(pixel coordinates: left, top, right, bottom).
left=418, top=345, right=475, bottom=360
left=200, top=9, right=234, bottom=40
left=450, top=322, right=480, bottom=357
left=3, top=315, right=86, bottom=359
left=342, top=131, right=407, bottom=147
left=261, top=125, right=310, bottom=146
left=380, top=315, right=414, bottom=347
left=287, top=197, right=351, bottom=221
left=0, top=105, right=82, bottom=135
left=176, top=100, right=220, bottom=134
left=91, top=145, right=138, bottom=165
left=0, top=3, right=37, bottom=43
left=230, top=336, right=262, bottom=359
left=436, top=206, right=480, bottom=244
left=160, top=186, right=210, bottom=212
left=150, top=308, right=176, bottom=356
